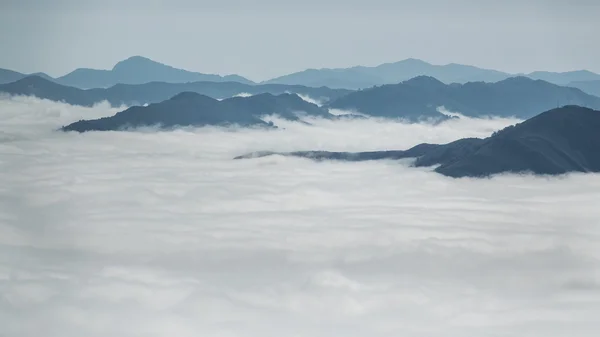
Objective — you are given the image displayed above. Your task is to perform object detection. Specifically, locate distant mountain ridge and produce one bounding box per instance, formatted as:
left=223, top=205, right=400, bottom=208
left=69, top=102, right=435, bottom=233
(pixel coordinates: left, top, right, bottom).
left=236, top=106, right=600, bottom=178
left=0, top=68, right=28, bottom=84
left=527, top=70, right=600, bottom=85
left=62, top=91, right=330, bottom=132
left=0, top=75, right=351, bottom=107
left=264, top=58, right=600, bottom=90
left=325, top=76, right=600, bottom=120
left=0, top=68, right=54, bottom=85
left=4, top=75, right=600, bottom=123
left=56, top=56, right=254, bottom=88
left=3, top=56, right=600, bottom=91
left=567, top=80, right=600, bottom=97
left=0, top=56, right=254, bottom=88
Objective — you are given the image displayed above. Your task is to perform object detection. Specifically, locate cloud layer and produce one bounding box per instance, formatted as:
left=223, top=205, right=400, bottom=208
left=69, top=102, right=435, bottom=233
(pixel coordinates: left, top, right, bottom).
left=1, top=97, right=599, bottom=337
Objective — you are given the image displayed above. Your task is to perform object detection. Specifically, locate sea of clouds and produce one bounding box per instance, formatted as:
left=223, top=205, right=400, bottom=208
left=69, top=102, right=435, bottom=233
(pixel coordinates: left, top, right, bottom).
left=1, top=96, right=600, bottom=337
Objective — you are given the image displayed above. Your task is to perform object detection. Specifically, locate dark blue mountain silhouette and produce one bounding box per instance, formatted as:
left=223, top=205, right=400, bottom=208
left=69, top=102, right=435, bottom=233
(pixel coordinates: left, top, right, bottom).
left=236, top=106, right=600, bottom=178
left=326, top=76, right=600, bottom=120
left=62, top=91, right=330, bottom=132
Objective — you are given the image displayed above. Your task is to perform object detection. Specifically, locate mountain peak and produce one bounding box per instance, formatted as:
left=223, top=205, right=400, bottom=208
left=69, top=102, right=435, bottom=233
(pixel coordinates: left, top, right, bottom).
left=112, top=56, right=164, bottom=71
left=403, top=75, right=445, bottom=86
left=399, top=58, right=431, bottom=66
left=496, top=76, right=536, bottom=84
left=524, top=105, right=596, bottom=125
left=169, top=91, right=209, bottom=101
left=15, top=74, right=52, bottom=85
left=123, top=55, right=152, bottom=62
left=326, top=74, right=600, bottom=120
left=12, top=75, right=66, bottom=89
left=245, top=105, right=600, bottom=178
left=61, top=89, right=332, bottom=132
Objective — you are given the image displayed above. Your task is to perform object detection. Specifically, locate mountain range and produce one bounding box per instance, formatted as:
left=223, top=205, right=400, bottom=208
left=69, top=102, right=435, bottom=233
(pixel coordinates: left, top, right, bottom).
left=527, top=71, right=600, bottom=85
left=0, top=75, right=350, bottom=107
left=56, top=56, right=254, bottom=88
left=265, top=58, right=600, bottom=89
left=326, top=76, right=600, bottom=120
left=236, top=106, right=600, bottom=178
left=2, top=56, right=600, bottom=92
left=0, top=68, right=54, bottom=84
left=265, top=58, right=509, bottom=89
left=62, top=91, right=329, bottom=132
left=4, top=56, right=599, bottom=178
left=4, top=74, right=600, bottom=123
left=0, top=56, right=254, bottom=88
left=567, top=80, right=600, bottom=97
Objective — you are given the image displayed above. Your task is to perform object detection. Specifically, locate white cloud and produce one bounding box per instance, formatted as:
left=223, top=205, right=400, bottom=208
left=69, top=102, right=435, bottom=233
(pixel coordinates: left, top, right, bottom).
left=232, top=92, right=253, bottom=98
left=1, top=97, right=600, bottom=337
left=295, top=93, right=323, bottom=106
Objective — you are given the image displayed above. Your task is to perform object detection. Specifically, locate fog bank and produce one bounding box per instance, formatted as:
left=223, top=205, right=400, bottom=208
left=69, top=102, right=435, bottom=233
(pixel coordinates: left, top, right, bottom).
left=1, top=97, right=599, bottom=337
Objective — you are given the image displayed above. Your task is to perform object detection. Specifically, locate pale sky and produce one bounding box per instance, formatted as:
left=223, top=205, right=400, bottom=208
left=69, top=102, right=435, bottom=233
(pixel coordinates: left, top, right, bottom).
left=1, top=0, right=599, bottom=81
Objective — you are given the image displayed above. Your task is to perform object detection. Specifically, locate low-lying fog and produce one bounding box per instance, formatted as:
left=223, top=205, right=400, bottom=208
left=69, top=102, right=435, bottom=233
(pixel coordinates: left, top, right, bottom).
left=1, top=96, right=599, bottom=337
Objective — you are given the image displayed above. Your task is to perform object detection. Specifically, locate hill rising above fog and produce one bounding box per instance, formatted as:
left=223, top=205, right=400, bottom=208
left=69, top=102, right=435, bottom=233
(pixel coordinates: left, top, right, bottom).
left=326, top=76, right=600, bottom=120
left=5, top=75, right=600, bottom=123
left=62, top=91, right=330, bottom=132
left=236, top=106, right=600, bottom=178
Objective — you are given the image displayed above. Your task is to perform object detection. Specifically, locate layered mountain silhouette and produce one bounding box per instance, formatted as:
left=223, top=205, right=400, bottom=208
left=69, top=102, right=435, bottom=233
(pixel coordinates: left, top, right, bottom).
left=0, top=68, right=53, bottom=85
left=265, top=59, right=509, bottom=89
left=264, top=58, right=600, bottom=89
left=0, top=56, right=253, bottom=88
left=62, top=92, right=330, bottom=132
left=0, top=68, right=28, bottom=85
left=527, top=70, right=600, bottom=85
left=56, top=56, right=254, bottom=88
left=6, top=75, right=600, bottom=123
left=568, top=80, right=600, bottom=97
left=236, top=106, right=600, bottom=177
left=325, top=76, right=600, bottom=120
left=4, top=57, right=600, bottom=91
left=0, top=76, right=100, bottom=106
left=0, top=75, right=350, bottom=107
